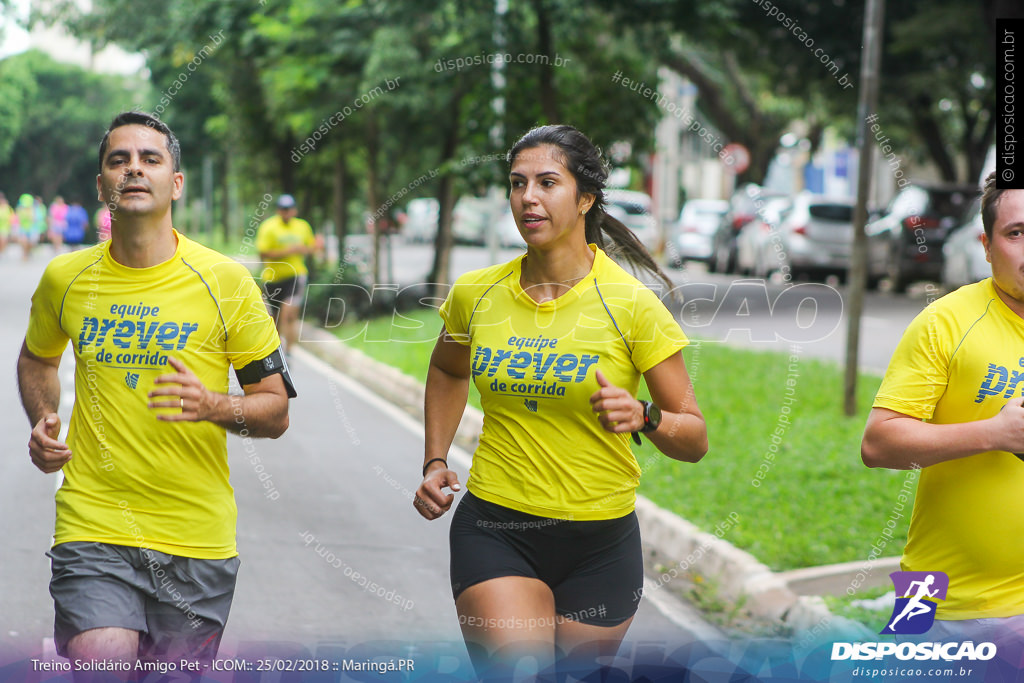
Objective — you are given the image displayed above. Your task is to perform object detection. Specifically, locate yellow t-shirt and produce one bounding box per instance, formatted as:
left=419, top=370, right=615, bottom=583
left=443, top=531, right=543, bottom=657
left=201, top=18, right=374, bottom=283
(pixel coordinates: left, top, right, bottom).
left=440, top=245, right=687, bottom=520
left=255, top=214, right=315, bottom=282
left=26, top=231, right=281, bottom=559
left=874, top=278, right=1024, bottom=618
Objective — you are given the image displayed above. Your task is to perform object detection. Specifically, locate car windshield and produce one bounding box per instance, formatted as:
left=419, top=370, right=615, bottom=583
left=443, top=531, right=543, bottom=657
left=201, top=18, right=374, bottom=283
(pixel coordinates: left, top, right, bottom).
left=613, top=200, right=648, bottom=216
left=929, top=191, right=973, bottom=221
left=808, top=204, right=853, bottom=221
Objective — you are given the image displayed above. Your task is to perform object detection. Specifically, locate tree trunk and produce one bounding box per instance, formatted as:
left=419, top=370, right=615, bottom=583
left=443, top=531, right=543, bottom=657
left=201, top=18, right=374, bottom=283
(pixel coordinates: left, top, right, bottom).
left=663, top=52, right=786, bottom=186
left=366, top=115, right=381, bottom=284
left=277, top=134, right=296, bottom=195
left=430, top=95, right=463, bottom=295
left=332, top=153, right=348, bottom=273
left=962, top=101, right=995, bottom=183
left=532, top=0, right=560, bottom=123
left=221, top=153, right=231, bottom=245
left=909, top=94, right=958, bottom=182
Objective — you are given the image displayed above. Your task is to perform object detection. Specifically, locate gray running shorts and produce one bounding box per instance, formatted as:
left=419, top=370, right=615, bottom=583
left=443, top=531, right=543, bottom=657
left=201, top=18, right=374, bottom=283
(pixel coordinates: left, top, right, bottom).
left=48, top=541, right=240, bottom=663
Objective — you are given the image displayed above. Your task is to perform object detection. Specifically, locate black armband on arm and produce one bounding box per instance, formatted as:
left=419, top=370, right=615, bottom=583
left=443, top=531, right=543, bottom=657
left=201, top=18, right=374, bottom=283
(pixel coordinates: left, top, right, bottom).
left=235, top=347, right=297, bottom=398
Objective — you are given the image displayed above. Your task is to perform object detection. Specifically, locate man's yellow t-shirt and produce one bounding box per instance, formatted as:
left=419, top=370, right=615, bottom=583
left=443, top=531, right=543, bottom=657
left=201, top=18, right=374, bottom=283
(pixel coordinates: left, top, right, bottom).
left=255, top=214, right=315, bottom=283
left=874, top=278, right=1024, bottom=618
left=26, top=231, right=281, bottom=559
left=440, top=245, right=688, bottom=520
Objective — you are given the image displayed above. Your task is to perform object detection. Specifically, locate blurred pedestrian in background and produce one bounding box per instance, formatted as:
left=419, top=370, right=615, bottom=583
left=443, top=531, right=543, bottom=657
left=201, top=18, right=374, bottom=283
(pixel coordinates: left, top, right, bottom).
left=48, top=195, right=68, bottom=253
left=256, top=193, right=323, bottom=356
left=63, top=200, right=89, bottom=248
left=0, top=192, right=13, bottom=254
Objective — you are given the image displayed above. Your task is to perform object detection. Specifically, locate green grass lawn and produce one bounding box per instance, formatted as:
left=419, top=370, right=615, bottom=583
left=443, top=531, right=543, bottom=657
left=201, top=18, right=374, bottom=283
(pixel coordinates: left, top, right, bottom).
left=325, top=306, right=911, bottom=572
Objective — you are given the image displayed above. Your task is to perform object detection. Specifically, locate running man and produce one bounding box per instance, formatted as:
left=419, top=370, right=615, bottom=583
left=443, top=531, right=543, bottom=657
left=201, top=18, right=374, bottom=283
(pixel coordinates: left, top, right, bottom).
left=63, top=200, right=89, bottom=248
left=887, top=575, right=938, bottom=631
left=255, top=194, right=322, bottom=356
left=862, top=171, right=1024, bottom=641
left=17, top=112, right=295, bottom=672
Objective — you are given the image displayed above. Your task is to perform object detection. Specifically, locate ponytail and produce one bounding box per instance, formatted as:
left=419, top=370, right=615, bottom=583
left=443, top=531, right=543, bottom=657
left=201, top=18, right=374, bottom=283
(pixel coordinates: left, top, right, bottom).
left=585, top=208, right=673, bottom=293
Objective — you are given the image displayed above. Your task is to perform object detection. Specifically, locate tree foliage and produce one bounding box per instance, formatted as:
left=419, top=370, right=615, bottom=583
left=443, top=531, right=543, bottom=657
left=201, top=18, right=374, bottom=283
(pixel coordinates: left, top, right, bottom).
left=0, top=50, right=139, bottom=202
left=10, top=0, right=1002, bottom=275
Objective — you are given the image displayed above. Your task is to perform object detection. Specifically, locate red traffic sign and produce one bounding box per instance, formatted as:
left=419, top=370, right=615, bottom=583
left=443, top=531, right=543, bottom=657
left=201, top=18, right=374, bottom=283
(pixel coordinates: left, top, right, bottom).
left=722, top=143, right=750, bottom=174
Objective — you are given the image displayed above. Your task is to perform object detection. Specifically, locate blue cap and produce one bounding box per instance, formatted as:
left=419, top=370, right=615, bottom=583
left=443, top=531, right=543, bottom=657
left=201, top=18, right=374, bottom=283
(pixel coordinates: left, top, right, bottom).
left=277, top=194, right=296, bottom=209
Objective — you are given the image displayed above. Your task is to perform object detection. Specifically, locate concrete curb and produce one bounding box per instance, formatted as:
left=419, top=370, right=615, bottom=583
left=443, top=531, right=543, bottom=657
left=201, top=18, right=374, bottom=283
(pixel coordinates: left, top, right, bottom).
left=298, top=327, right=839, bottom=634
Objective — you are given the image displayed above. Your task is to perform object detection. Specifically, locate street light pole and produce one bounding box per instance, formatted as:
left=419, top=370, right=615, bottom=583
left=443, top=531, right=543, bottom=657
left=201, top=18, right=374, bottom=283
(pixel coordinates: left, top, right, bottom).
left=845, top=0, right=886, bottom=416
left=487, top=0, right=508, bottom=265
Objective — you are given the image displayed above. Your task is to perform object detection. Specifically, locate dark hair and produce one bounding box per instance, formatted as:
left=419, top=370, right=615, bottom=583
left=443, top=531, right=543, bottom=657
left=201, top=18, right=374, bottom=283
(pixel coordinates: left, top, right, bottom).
left=98, top=111, right=181, bottom=173
left=508, top=124, right=673, bottom=292
left=981, top=170, right=1006, bottom=239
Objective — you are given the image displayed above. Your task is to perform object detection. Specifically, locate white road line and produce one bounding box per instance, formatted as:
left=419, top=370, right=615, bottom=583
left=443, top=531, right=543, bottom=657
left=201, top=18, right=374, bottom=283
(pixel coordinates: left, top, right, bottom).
left=291, top=347, right=473, bottom=473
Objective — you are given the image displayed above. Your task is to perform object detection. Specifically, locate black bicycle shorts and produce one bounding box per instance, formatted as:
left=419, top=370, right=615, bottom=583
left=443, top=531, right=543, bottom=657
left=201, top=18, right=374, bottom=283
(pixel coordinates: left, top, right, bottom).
left=263, top=275, right=307, bottom=306
left=449, top=491, right=643, bottom=627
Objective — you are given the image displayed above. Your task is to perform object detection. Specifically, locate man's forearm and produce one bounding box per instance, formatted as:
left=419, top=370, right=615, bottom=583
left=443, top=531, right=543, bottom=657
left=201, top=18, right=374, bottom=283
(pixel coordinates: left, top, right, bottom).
left=17, top=351, right=61, bottom=426
left=204, top=390, right=289, bottom=438
left=862, top=411, right=997, bottom=469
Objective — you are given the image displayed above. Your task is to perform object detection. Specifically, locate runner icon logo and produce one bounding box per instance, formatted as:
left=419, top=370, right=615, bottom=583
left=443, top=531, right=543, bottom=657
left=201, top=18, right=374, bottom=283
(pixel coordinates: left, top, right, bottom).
left=880, top=571, right=949, bottom=635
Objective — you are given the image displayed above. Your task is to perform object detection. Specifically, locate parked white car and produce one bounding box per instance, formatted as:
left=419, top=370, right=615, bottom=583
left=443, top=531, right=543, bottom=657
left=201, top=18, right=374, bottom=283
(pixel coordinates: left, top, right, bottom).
left=942, top=200, right=988, bottom=289
left=668, top=198, right=729, bottom=267
left=605, top=189, right=659, bottom=249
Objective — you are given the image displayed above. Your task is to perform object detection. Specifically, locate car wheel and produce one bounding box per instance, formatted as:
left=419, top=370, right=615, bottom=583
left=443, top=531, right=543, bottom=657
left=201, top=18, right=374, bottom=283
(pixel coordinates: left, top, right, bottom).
left=887, top=244, right=910, bottom=293
left=715, top=245, right=736, bottom=274
left=711, top=247, right=726, bottom=274
left=753, top=254, right=769, bottom=280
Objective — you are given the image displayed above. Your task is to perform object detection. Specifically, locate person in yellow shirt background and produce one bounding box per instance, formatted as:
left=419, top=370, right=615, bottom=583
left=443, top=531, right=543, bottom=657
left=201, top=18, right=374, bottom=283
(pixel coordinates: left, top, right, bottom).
left=255, top=194, right=323, bottom=356
left=862, top=171, right=1024, bottom=644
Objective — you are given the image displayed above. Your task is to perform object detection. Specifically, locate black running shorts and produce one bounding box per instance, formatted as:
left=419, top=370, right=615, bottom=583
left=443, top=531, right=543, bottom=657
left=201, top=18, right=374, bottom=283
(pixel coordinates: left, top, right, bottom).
left=449, top=491, right=643, bottom=627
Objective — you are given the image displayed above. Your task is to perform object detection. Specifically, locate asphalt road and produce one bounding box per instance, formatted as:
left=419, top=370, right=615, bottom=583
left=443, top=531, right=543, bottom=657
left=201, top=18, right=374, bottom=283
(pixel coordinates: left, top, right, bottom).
left=0, top=245, right=724, bottom=677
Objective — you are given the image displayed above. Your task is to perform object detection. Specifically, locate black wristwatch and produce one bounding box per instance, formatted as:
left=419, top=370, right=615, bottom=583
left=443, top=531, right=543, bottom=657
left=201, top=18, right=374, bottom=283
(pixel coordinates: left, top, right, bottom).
left=632, top=400, right=662, bottom=445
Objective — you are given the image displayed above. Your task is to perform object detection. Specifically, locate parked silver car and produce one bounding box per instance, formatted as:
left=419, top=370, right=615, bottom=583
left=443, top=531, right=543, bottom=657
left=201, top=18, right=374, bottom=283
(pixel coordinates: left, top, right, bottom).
left=736, top=197, right=792, bottom=276
left=756, top=193, right=855, bottom=280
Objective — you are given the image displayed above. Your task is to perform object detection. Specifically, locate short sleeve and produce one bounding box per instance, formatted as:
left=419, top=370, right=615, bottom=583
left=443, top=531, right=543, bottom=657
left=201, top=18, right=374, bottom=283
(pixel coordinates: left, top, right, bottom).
left=629, top=286, right=688, bottom=373
left=873, top=305, right=952, bottom=420
left=255, top=219, right=276, bottom=253
left=211, top=261, right=282, bottom=368
left=302, top=220, right=316, bottom=246
left=439, top=280, right=473, bottom=345
left=25, top=262, right=70, bottom=358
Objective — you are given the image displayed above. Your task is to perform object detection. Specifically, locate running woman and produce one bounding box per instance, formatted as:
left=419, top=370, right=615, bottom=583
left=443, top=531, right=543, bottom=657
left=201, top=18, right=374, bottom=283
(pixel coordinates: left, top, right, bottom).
left=413, top=125, right=708, bottom=675
left=48, top=194, right=68, bottom=252
left=18, top=112, right=295, bottom=673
